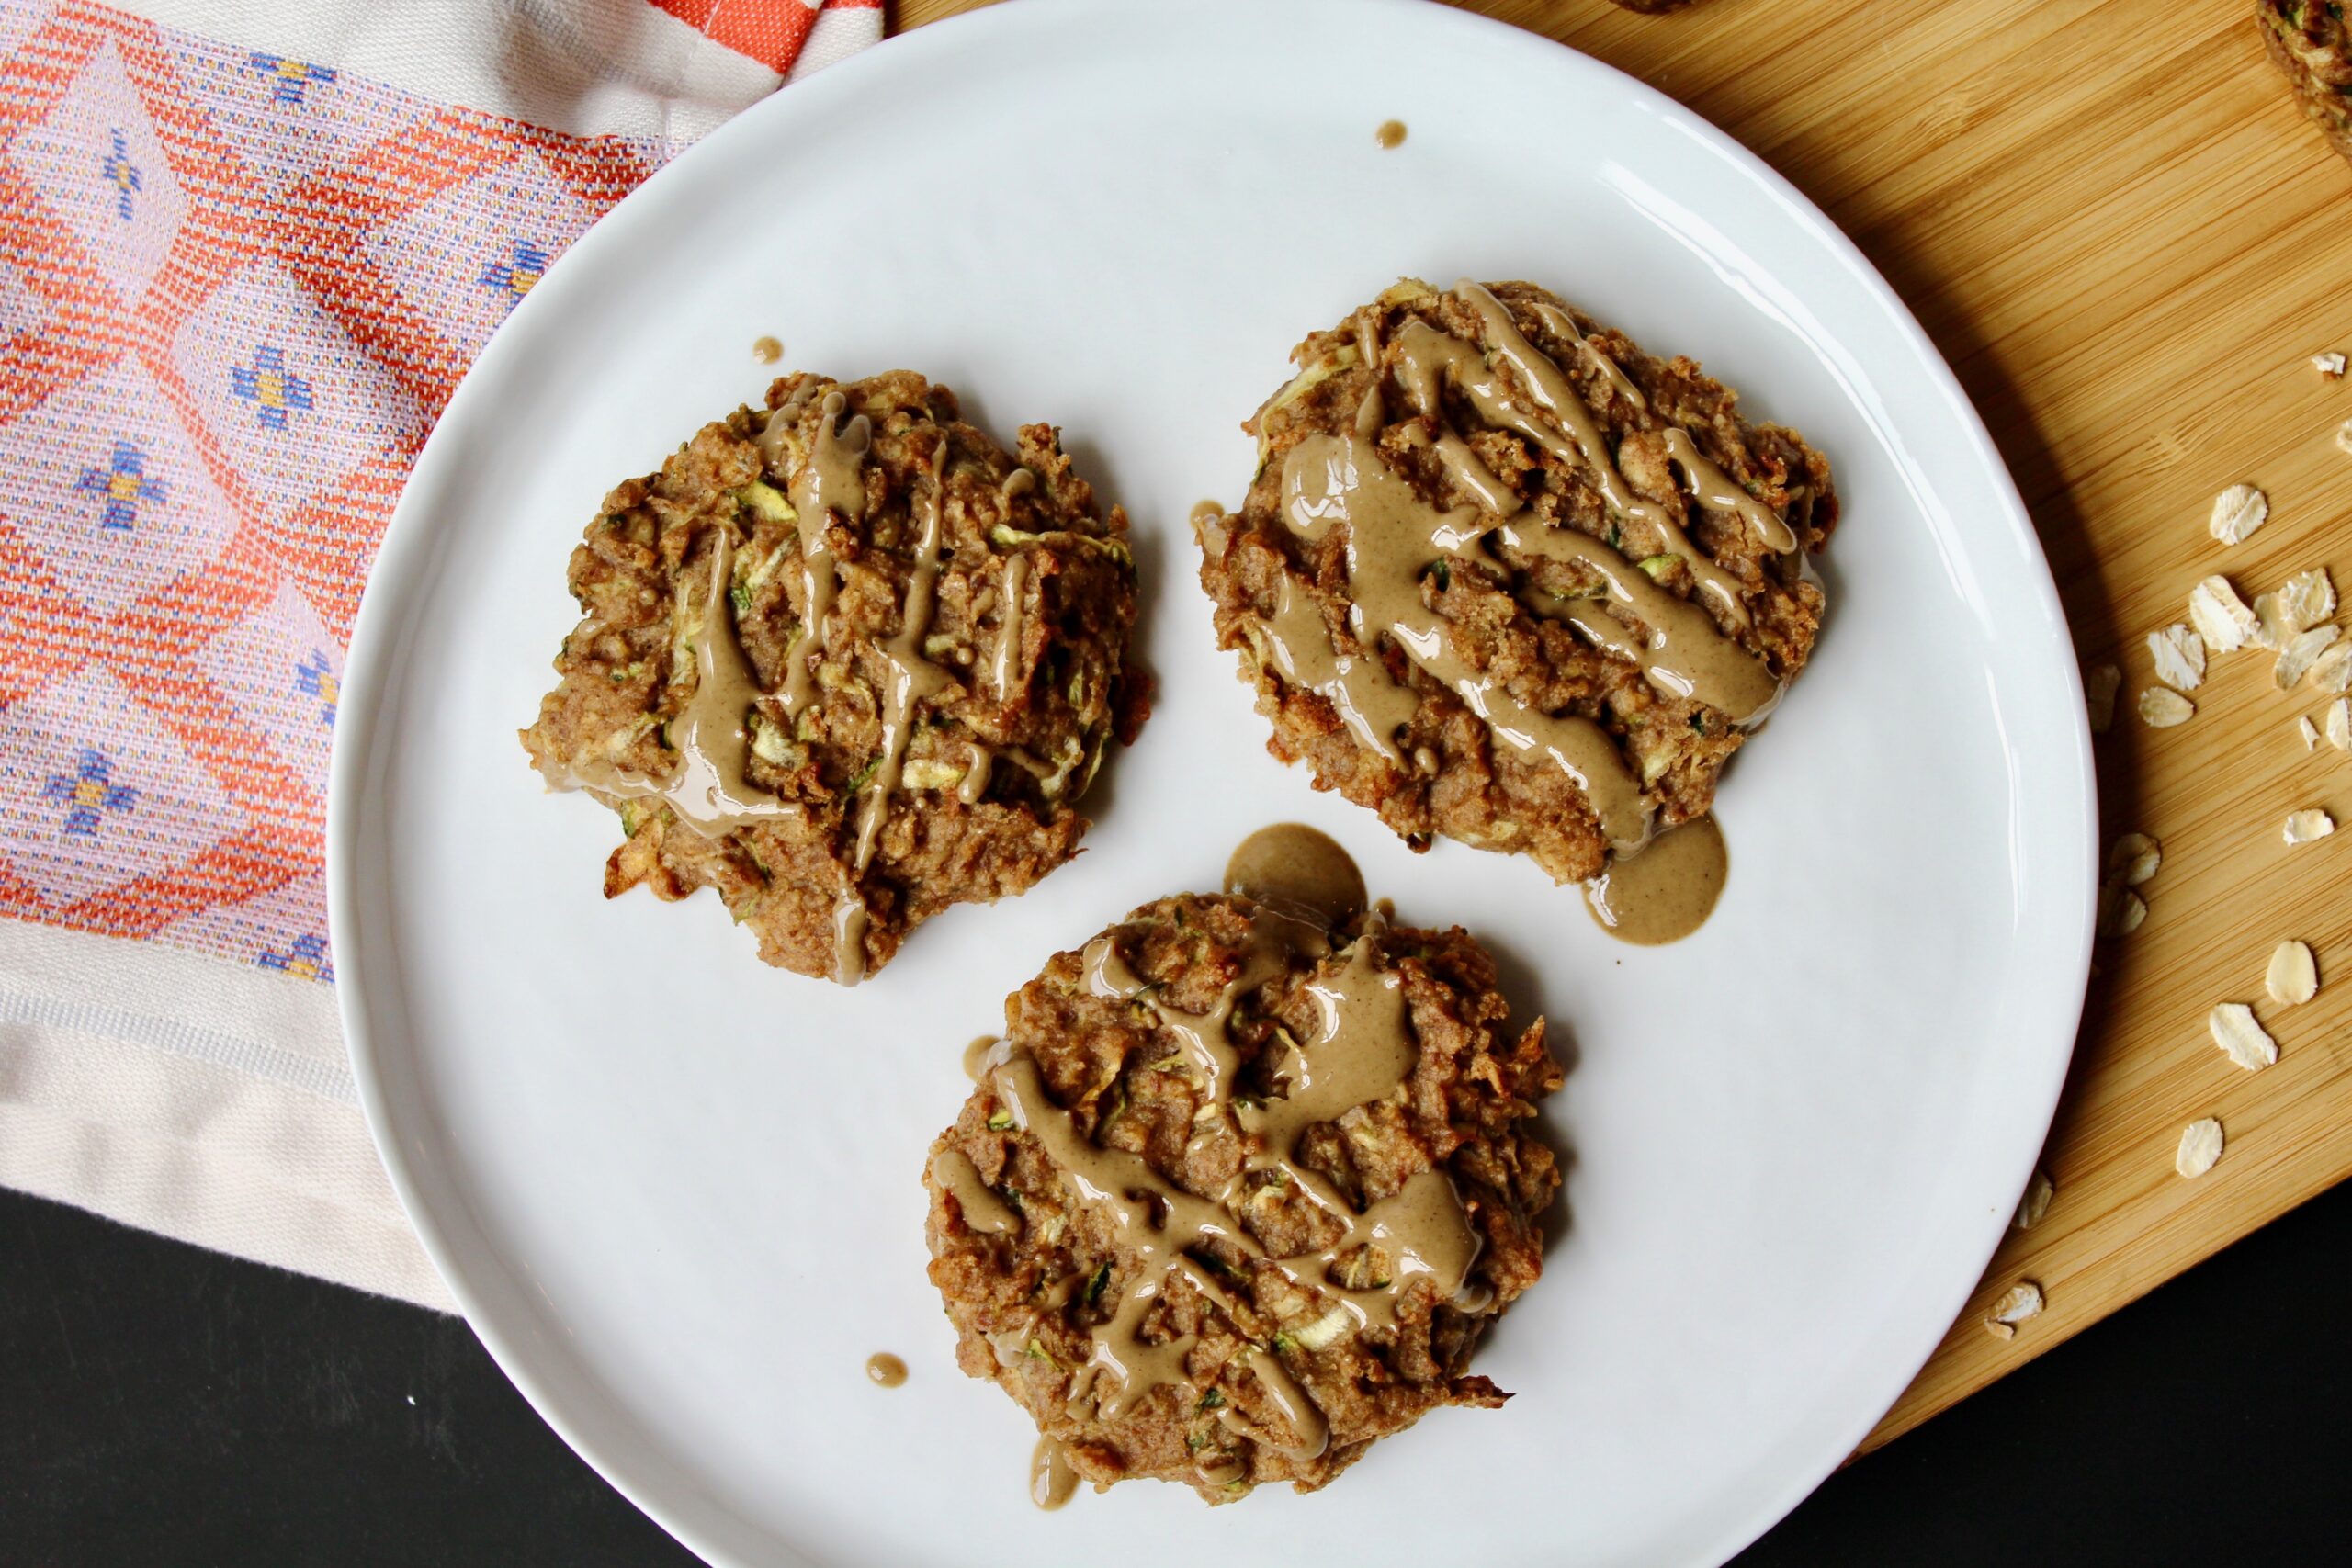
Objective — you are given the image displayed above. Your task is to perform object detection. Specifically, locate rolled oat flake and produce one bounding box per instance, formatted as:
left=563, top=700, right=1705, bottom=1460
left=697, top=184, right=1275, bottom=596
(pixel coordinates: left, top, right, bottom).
left=2176, top=1118, right=2224, bottom=1179
left=2267, top=940, right=2319, bottom=1005
left=1984, top=1281, right=2045, bottom=1340
left=2138, top=687, right=2195, bottom=728
left=2012, top=1168, right=2054, bottom=1231
left=2209, top=1003, right=2278, bottom=1070
left=2086, top=662, right=2121, bottom=732
left=2107, top=832, right=2162, bottom=886
left=2283, top=808, right=2335, bottom=845
left=2208, top=482, right=2268, bottom=546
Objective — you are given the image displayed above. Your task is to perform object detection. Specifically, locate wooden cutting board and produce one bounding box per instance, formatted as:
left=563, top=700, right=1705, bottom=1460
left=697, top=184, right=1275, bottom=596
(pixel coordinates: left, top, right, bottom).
left=895, top=0, right=2352, bottom=1453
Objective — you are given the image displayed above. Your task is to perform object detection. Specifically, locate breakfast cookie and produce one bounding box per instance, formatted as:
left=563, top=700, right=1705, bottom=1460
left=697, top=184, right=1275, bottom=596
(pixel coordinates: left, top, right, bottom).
left=925, top=891, right=1561, bottom=1503
left=1195, top=277, right=1834, bottom=884
left=522, top=370, right=1148, bottom=984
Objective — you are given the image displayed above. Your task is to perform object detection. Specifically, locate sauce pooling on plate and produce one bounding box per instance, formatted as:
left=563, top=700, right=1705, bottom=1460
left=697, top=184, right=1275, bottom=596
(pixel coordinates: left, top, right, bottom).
left=1029, top=1437, right=1079, bottom=1510
left=1584, top=815, right=1727, bottom=944
left=1223, top=821, right=1366, bottom=929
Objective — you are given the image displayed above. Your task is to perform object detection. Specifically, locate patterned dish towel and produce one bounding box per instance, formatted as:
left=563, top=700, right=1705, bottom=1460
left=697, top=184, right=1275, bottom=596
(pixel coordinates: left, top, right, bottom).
left=0, top=0, right=880, bottom=1310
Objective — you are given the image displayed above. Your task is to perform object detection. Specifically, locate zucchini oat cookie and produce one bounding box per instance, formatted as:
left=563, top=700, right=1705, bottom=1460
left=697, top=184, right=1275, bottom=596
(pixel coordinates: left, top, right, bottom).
left=1195, top=278, right=1835, bottom=885
left=2260, top=0, right=2352, bottom=165
left=925, top=893, right=1561, bottom=1503
left=520, top=370, right=1148, bottom=985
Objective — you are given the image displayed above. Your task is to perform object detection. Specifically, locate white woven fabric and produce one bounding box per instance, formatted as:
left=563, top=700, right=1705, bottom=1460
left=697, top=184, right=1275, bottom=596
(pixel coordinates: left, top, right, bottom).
left=1, top=920, right=460, bottom=1306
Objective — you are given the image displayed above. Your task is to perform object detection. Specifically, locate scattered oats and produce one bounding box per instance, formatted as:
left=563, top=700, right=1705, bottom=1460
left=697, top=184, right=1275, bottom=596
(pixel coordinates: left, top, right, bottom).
left=2013, top=1168, right=2053, bottom=1231
left=2283, top=807, right=2335, bottom=844
left=2107, top=831, right=2162, bottom=886
left=2097, top=885, right=2147, bottom=938
left=2176, top=1118, right=2224, bottom=1179
left=2326, top=697, right=2351, bottom=750
left=2086, top=661, right=2120, bottom=733
left=2095, top=834, right=2157, bottom=938
left=2252, top=591, right=2292, bottom=652
left=2299, top=715, right=2322, bottom=750
left=2274, top=625, right=2340, bottom=689
left=1989, top=1281, right=2045, bottom=1328
left=2188, top=576, right=2259, bottom=654
left=2319, top=351, right=2347, bottom=379
left=2311, top=640, right=2352, bottom=695
left=2208, top=482, right=2268, bottom=545
left=2281, top=568, right=2337, bottom=630
left=2338, top=418, right=2352, bottom=457
left=2138, top=686, right=2194, bottom=727
left=2267, top=939, right=2319, bottom=1005
left=2147, top=624, right=2206, bottom=690
left=2210, top=1002, right=2278, bottom=1069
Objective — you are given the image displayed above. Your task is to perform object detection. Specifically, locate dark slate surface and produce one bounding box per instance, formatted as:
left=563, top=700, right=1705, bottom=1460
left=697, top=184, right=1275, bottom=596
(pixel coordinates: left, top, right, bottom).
left=3, top=1179, right=2347, bottom=1566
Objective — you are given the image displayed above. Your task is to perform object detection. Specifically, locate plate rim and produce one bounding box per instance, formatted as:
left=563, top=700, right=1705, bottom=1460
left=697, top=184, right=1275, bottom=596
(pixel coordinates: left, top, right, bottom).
left=327, top=2, right=2097, bottom=1562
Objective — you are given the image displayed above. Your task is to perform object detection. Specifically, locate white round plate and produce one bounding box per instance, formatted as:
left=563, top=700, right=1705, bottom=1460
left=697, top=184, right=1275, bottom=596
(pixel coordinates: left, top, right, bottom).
left=329, top=3, right=2094, bottom=1564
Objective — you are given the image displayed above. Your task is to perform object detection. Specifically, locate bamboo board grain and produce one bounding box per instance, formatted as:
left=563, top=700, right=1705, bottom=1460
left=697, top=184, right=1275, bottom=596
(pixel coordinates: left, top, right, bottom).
left=897, top=0, right=2352, bottom=1455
